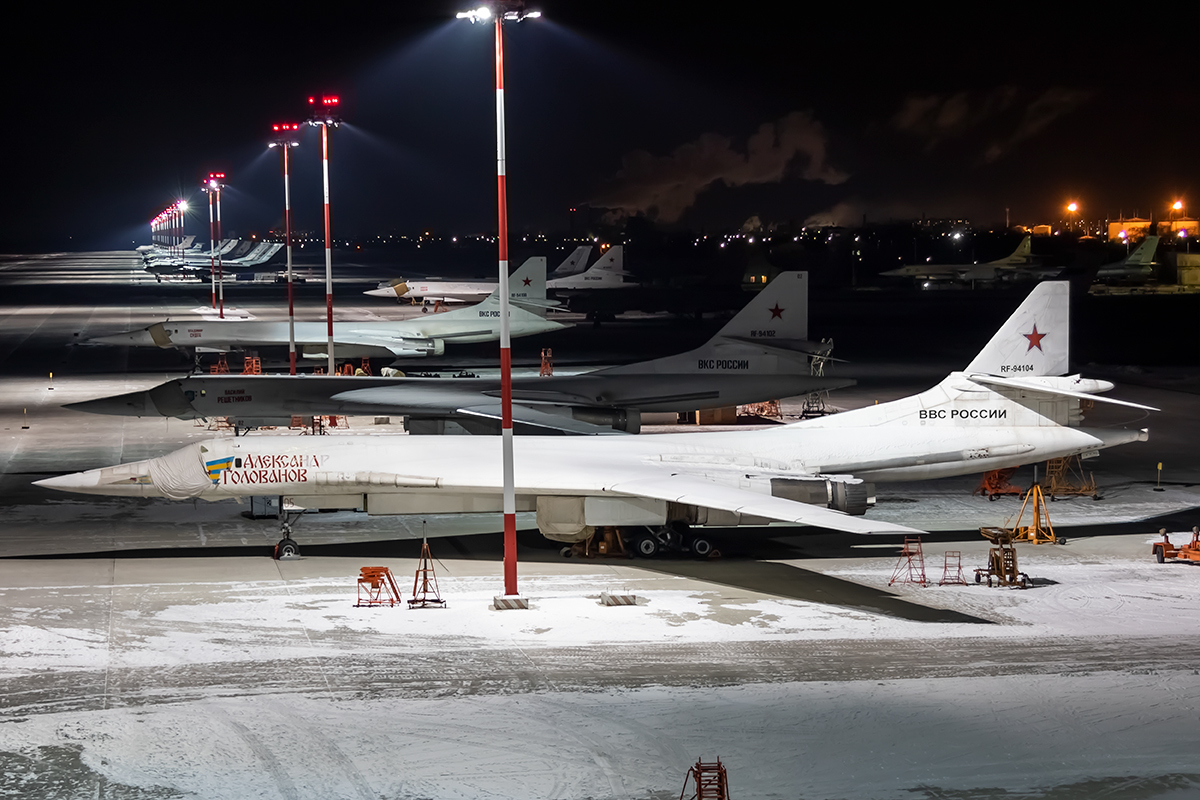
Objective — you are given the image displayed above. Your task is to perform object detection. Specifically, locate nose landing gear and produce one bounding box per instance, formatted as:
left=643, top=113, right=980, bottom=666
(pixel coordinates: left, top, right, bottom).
left=273, top=512, right=303, bottom=559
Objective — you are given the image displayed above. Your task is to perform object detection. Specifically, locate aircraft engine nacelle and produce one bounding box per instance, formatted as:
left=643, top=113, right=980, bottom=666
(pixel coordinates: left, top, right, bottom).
left=570, top=407, right=641, bottom=433
left=769, top=477, right=875, bottom=516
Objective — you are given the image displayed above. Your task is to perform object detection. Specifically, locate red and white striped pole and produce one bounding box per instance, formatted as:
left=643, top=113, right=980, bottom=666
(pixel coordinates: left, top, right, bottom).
left=321, top=121, right=334, bottom=375
left=215, top=186, right=224, bottom=319
left=208, top=190, right=216, bottom=308
left=284, top=141, right=297, bottom=375
left=493, top=14, right=518, bottom=598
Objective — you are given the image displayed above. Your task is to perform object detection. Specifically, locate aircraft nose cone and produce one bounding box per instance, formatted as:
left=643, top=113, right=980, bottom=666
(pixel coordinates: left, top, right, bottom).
left=65, top=390, right=154, bottom=417
left=34, top=471, right=99, bottom=492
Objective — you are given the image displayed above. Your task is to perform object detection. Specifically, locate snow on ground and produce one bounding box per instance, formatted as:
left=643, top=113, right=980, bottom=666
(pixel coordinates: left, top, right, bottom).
left=2, top=674, right=1198, bottom=800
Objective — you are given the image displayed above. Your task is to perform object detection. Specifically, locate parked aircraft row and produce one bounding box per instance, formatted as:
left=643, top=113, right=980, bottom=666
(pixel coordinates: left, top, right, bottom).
left=881, top=235, right=1161, bottom=286
left=74, top=272, right=837, bottom=435
left=94, top=257, right=567, bottom=359
left=364, top=245, right=634, bottom=306
left=50, top=281, right=1155, bottom=557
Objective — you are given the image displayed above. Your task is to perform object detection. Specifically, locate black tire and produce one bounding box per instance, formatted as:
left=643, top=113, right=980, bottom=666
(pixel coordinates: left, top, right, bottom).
left=975, top=572, right=982, bottom=584
left=421, top=307, right=429, bottom=313
left=635, top=534, right=659, bottom=558
left=690, top=536, right=714, bottom=558
left=989, top=494, right=998, bottom=502
left=275, top=538, right=300, bottom=559
left=560, top=546, right=573, bottom=558
left=1155, top=546, right=1165, bottom=564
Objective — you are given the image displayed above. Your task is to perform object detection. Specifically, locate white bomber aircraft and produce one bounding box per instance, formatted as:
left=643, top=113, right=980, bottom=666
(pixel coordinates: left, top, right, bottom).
left=366, top=246, right=593, bottom=305
left=90, top=257, right=567, bottom=359
left=40, top=282, right=1154, bottom=557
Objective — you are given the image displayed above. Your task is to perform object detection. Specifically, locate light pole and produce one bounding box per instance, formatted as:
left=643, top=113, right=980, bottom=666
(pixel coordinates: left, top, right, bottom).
left=206, top=173, right=227, bottom=318
left=458, top=1, right=541, bottom=603
left=270, top=124, right=302, bottom=374
left=1066, top=202, right=1078, bottom=234
left=202, top=183, right=217, bottom=305
left=307, top=96, right=341, bottom=374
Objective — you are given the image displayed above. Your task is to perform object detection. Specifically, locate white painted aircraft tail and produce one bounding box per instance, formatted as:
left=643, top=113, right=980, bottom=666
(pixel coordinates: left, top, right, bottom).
left=1126, top=236, right=1159, bottom=266
left=964, top=280, right=1068, bottom=377
left=476, top=257, right=548, bottom=311
left=599, top=271, right=817, bottom=375
left=550, top=245, right=593, bottom=277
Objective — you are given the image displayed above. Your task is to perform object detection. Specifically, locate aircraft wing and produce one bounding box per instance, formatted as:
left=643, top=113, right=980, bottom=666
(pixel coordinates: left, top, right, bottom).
left=603, top=472, right=920, bottom=535
left=334, top=331, right=441, bottom=356
left=968, top=375, right=1159, bottom=411
left=456, top=403, right=628, bottom=435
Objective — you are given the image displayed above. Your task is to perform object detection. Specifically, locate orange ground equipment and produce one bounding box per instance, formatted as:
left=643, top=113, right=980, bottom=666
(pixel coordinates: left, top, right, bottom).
left=974, top=467, right=1023, bottom=499
left=1007, top=483, right=1061, bottom=545
left=409, top=539, right=447, bottom=608
left=210, top=353, right=230, bottom=374
left=1153, top=527, right=1200, bottom=564
left=241, top=356, right=262, bottom=375
left=975, top=527, right=1030, bottom=588
left=355, top=567, right=402, bottom=607
left=1044, top=455, right=1099, bottom=499
left=540, top=348, right=554, bottom=376
left=888, top=537, right=928, bottom=587
left=679, top=758, right=729, bottom=800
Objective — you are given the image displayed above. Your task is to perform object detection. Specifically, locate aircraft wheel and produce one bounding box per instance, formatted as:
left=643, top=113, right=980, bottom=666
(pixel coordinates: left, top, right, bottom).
left=690, top=536, right=714, bottom=558
left=274, top=538, right=300, bottom=559
left=560, top=546, right=573, bottom=558
left=421, top=307, right=429, bottom=314
left=636, top=534, right=659, bottom=558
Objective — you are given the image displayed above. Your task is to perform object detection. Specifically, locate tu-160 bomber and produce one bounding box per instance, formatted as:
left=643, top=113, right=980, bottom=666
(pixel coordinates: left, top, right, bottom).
left=89, top=256, right=568, bottom=360
left=365, top=245, right=594, bottom=306
left=880, top=235, right=1045, bottom=283
left=40, top=282, right=1154, bottom=558
left=68, top=272, right=844, bottom=435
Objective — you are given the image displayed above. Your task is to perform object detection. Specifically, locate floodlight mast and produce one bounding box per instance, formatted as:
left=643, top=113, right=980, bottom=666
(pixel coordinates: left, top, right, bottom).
left=307, top=96, right=341, bottom=374
left=270, top=125, right=301, bottom=374
left=458, top=0, right=541, bottom=599
left=208, top=174, right=227, bottom=318
left=202, top=185, right=216, bottom=305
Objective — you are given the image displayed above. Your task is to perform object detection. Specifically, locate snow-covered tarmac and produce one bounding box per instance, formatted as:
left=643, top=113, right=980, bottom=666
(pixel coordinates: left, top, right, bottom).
left=4, top=533, right=1200, bottom=798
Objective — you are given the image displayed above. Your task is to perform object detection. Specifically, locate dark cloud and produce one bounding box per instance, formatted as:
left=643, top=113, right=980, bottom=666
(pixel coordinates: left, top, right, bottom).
left=593, top=111, right=847, bottom=223
left=891, top=87, right=1090, bottom=163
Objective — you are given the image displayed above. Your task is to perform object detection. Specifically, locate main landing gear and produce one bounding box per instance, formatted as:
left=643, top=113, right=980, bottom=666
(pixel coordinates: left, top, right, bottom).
left=273, top=512, right=303, bottom=559
left=633, top=524, right=716, bottom=559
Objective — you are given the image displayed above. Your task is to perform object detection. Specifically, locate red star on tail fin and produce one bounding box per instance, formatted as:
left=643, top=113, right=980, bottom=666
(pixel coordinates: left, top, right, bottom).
left=1023, top=324, right=1046, bottom=352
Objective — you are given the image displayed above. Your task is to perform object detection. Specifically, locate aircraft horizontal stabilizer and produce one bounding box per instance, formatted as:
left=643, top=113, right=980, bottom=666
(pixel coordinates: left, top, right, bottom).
left=456, top=404, right=628, bottom=435
left=722, top=336, right=847, bottom=361
left=968, top=375, right=1159, bottom=411
left=605, top=473, right=921, bottom=535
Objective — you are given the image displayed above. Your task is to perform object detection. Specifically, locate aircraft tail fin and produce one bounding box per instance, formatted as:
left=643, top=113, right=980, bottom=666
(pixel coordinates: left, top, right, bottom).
left=994, top=235, right=1032, bottom=265
left=1126, top=236, right=1159, bottom=266
left=573, top=245, right=629, bottom=287
left=550, top=245, right=593, bottom=277
left=478, top=257, right=548, bottom=310
left=597, top=271, right=821, bottom=376
left=714, top=271, right=808, bottom=342
left=964, top=281, right=1069, bottom=377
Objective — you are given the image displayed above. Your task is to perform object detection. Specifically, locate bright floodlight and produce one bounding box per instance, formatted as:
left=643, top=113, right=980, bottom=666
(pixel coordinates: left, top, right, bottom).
left=1173, top=201, right=1184, bottom=211
left=177, top=201, right=189, bottom=212
left=457, top=6, right=491, bottom=21
left=1067, top=202, right=1078, bottom=213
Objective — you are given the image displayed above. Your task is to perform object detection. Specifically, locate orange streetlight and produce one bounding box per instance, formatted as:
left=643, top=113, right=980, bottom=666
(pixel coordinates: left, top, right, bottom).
left=1066, top=202, right=1079, bottom=233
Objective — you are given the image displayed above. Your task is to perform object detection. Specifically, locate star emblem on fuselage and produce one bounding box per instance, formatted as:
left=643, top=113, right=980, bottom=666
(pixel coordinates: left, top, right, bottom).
left=769, top=304, right=784, bottom=319
left=1023, top=323, right=1046, bottom=352
left=522, top=277, right=531, bottom=286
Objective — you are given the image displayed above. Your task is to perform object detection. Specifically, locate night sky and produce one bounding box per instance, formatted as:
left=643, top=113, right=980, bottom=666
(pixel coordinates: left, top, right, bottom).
left=6, top=4, right=1196, bottom=250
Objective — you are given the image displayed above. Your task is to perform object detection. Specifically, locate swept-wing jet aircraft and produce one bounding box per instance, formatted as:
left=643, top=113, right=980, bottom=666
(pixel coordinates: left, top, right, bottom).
left=880, top=235, right=1040, bottom=283
left=40, top=282, right=1153, bottom=556
left=1095, top=236, right=1158, bottom=281
left=365, top=246, right=593, bottom=306
left=68, top=272, right=843, bottom=435
left=91, top=257, right=568, bottom=360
